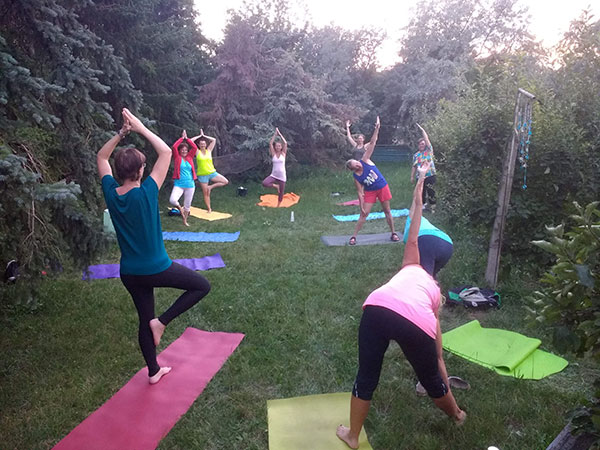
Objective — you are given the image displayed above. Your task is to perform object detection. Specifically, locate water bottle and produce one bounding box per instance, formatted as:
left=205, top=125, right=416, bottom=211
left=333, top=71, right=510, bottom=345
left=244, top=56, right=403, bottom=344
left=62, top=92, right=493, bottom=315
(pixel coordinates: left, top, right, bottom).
left=290, top=211, right=295, bottom=222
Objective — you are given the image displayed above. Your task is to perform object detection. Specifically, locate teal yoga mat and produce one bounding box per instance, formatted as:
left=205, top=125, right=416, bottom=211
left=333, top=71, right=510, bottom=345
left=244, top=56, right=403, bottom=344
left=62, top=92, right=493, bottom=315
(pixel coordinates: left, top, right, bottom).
left=442, top=320, right=568, bottom=380
left=332, top=209, right=409, bottom=222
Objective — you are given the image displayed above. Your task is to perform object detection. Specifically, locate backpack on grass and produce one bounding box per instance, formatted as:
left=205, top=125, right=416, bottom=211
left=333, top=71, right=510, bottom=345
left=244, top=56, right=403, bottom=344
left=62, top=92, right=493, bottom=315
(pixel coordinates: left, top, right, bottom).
left=447, top=285, right=501, bottom=309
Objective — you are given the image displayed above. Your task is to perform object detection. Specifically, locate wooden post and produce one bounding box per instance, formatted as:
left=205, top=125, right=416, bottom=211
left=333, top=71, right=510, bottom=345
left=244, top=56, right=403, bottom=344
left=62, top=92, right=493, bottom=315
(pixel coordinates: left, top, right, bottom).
left=485, top=88, right=535, bottom=288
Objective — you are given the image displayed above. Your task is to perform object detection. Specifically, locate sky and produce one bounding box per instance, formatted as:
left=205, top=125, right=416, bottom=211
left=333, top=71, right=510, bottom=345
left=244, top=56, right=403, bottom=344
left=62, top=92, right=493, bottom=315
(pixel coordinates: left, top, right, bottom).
left=194, top=0, right=596, bottom=68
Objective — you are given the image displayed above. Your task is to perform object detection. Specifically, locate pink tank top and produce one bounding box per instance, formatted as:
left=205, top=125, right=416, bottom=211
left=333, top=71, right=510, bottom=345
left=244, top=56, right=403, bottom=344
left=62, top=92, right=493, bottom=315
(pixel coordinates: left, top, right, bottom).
left=271, top=153, right=286, bottom=182
left=362, top=264, right=441, bottom=339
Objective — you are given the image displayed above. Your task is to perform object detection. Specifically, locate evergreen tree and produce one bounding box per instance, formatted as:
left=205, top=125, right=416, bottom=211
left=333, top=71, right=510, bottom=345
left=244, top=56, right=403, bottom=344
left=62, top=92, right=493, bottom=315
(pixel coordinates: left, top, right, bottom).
left=78, top=0, right=213, bottom=141
left=0, top=0, right=141, bottom=288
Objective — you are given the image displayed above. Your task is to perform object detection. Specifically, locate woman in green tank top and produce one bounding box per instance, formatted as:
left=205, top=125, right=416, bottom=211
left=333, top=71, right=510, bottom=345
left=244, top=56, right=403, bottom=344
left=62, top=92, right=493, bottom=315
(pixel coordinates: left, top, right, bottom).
left=191, top=129, right=229, bottom=213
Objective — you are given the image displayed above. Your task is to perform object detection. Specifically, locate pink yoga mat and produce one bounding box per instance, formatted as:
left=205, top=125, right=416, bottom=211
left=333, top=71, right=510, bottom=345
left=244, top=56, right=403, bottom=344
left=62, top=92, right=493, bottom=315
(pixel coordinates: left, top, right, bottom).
left=54, top=328, right=244, bottom=450
left=336, top=199, right=360, bottom=206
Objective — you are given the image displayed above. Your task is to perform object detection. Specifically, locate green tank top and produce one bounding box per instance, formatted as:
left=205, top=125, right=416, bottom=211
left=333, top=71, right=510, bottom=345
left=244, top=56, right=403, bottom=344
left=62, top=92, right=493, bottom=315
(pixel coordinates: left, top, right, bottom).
left=196, top=150, right=216, bottom=176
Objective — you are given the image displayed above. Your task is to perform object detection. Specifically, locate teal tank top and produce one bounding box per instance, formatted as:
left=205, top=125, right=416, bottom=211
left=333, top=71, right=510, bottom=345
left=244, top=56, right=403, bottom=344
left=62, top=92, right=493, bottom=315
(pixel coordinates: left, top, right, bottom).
left=102, top=175, right=172, bottom=275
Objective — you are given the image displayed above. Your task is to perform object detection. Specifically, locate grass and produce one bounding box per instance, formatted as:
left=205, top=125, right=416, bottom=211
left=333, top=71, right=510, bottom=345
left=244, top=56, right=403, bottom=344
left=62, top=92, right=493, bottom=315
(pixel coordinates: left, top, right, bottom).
left=1, top=163, right=596, bottom=449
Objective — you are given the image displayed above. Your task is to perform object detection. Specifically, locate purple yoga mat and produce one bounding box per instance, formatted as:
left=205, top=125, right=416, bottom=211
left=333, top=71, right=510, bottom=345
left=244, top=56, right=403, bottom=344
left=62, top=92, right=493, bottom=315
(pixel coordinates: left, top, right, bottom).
left=83, top=254, right=226, bottom=280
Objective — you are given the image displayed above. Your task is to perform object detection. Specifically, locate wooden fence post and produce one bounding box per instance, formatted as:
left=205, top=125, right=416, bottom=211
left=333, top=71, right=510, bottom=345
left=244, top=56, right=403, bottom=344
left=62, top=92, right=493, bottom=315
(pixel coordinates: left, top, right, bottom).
left=485, top=88, right=535, bottom=288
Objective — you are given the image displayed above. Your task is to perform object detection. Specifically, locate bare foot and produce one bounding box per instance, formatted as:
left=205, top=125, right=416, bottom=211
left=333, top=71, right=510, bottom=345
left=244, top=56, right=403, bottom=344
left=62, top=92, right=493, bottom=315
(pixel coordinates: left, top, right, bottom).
left=149, top=366, right=172, bottom=385
left=149, top=318, right=165, bottom=347
left=207, top=209, right=212, bottom=214
left=336, top=425, right=359, bottom=449
left=182, top=210, right=190, bottom=227
left=454, top=409, right=467, bottom=426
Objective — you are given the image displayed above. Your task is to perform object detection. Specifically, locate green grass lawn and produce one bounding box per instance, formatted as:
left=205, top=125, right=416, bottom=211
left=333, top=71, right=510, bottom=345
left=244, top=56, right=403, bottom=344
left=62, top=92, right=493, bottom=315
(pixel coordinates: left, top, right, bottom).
left=1, top=164, right=596, bottom=449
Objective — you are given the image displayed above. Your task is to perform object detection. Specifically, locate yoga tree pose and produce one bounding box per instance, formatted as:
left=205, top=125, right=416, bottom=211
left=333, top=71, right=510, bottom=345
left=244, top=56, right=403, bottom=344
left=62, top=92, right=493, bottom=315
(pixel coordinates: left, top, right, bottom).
left=336, top=162, right=466, bottom=449
left=97, top=109, right=211, bottom=385
left=410, top=123, right=437, bottom=212
left=345, top=116, right=399, bottom=245
left=345, top=119, right=367, bottom=161
left=262, top=127, right=288, bottom=207
left=169, top=130, right=198, bottom=226
left=192, top=129, right=229, bottom=213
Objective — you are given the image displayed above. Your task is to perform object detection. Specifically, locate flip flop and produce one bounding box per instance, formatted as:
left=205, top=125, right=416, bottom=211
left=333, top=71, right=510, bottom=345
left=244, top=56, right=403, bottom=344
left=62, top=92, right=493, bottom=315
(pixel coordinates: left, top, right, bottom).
left=448, top=376, right=471, bottom=390
left=416, top=376, right=470, bottom=396
left=349, top=236, right=357, bottom=246
left=390, top=232, right=400, bottom=242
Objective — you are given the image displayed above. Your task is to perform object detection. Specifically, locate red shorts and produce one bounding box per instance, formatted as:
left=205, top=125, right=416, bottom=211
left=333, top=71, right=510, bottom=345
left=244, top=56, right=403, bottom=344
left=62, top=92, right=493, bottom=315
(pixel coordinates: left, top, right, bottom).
left=364, top=184, right=392, bottom=203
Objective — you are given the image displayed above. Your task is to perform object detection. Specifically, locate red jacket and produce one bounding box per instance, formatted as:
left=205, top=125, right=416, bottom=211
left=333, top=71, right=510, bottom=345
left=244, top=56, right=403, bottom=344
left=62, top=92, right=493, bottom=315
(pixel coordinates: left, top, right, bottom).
left=171, top=137, right=198, bottom=180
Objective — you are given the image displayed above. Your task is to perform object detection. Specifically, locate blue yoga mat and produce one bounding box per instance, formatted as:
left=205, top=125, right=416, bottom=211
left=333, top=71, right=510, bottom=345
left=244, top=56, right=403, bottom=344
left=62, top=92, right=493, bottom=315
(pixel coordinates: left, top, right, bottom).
left=332, top=209, right=409, bottom=222
left=162, top=231, right=240, bottom=242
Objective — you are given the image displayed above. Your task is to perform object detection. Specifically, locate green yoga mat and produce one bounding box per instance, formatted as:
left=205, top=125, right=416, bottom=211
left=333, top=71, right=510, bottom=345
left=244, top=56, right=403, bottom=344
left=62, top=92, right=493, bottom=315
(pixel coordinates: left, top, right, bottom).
left=442, top=320, right=568, bottom=380
left=267, top=392, right=372, bottom=450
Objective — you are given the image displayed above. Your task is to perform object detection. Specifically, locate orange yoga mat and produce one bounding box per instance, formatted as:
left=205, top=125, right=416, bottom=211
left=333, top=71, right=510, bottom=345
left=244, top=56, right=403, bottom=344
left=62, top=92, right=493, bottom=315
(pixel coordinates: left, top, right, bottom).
left=53, top=328, right=244, bottom=450
left=257, top=192, right=300, bottom=208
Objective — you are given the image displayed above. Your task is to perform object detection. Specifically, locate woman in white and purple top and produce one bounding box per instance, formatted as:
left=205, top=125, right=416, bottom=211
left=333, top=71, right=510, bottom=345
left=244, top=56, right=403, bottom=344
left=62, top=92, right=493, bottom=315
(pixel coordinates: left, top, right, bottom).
left=262, top=127, right=288, bottom=207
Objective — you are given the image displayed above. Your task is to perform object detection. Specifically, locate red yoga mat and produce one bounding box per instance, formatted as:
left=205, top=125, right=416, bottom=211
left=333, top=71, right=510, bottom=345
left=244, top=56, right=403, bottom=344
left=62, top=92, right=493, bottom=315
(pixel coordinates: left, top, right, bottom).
left=53, top=328, right=244, bottom=450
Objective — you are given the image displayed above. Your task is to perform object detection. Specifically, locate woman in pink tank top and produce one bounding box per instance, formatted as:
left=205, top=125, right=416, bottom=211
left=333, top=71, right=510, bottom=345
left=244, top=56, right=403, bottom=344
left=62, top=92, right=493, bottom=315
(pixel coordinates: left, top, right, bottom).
left=336, top=162, right=466, bottom=450
left=262, top=127, right=288, bottom=207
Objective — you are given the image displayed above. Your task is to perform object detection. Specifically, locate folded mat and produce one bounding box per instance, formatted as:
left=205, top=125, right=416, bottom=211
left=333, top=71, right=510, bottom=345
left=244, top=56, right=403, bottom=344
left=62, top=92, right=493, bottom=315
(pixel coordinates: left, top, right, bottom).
left=333, top=209, right=409, bottom=222
left=321, top=233, right=403, bottom=247
left=442, top=320, right=568, bottom=380
left=267, top=392, right=372, bottom=450
left=257, top=192, right=300, bottom=208
left=163, top=231, right=240, bottom=242
left=84, top=254, right=225, bottom=280
left=336, top=199, right=360, bottom=206
left=54, top=328, right=244, bottom=450
left=189, top=206, right=232, bottom=221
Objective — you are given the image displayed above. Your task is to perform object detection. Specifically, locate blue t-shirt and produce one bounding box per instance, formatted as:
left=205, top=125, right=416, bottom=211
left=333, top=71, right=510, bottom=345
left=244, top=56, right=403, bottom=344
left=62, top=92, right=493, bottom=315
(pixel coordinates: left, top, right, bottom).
left=174, top=160, right=195, bottom=188
left=102, top=175, right=172, bottom=275
left=403, top=216, right=452, bottom=244
left=353, top=160, right=388, bottom=191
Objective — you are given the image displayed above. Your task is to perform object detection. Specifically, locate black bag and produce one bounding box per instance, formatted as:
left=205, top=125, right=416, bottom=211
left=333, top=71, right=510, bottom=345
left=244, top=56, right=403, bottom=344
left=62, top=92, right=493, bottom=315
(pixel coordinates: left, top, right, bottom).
left=4, top=260, right=19, bottom=283
left=447, top=285, right=501, bottom=309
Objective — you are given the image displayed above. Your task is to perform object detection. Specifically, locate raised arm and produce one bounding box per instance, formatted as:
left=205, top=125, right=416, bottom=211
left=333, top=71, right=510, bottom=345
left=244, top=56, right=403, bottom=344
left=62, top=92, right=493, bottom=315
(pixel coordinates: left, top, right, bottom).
left=269, top=129, right=277, bottom=156
left=276, top=127, right=288, bottom=154
left=346, top=120, right=357, bottom=148
left=417, top=123, right=433, bottom=152
left=362, top=116, right=380, bottom=161
left=202, top=129, right=217, bottom=152
left=97, top=121, right=131, bottom=179
left=122, top=108, right=171, bottom=189
left=402, top=161, right=430, bottom=268
left=173, top=130, right=198, bottom=157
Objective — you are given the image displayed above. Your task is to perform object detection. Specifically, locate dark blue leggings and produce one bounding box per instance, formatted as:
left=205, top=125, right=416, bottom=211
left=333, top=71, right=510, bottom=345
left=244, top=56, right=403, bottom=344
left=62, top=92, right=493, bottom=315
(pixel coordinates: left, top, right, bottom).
left=418, top=235, right=453, bottom=279
left=120, top=262, right=211, bottom=376
left=353, top=306, right=447, bottom=400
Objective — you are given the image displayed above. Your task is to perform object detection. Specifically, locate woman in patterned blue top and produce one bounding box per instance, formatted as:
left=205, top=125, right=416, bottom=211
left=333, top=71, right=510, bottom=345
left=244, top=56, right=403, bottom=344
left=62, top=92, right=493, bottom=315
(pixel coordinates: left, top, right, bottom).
left=97, top=109, right=211, bottom=385
left=410, top=123, right=437, bottom=211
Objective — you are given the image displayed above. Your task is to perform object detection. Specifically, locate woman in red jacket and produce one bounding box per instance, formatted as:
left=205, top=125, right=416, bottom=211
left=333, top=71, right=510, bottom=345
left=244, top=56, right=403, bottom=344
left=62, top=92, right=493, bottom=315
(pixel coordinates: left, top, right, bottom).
left=169, top=130, right=198, bottom=226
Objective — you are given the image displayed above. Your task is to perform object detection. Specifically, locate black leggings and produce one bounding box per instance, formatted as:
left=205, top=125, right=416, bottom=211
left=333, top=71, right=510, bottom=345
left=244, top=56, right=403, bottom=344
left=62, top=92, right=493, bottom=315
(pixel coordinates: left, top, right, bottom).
left=353, top=306, right=447, bottom=400
left=418, top=235, right=453, bottom=279
left=120, top=262, right=211, bottom=376
left=422, top=175, right=436, bottom=205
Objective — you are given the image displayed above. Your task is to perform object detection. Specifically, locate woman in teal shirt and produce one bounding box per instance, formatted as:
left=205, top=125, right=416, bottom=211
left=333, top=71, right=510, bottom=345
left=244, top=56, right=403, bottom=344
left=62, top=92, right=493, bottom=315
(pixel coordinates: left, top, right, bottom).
left=97, top=109, right=211, bottom=385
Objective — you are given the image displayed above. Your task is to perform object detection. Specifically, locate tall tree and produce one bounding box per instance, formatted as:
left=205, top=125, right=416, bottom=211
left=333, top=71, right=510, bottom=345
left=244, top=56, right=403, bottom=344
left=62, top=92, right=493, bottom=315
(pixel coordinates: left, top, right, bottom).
left=78, top=0, right=213, bottom=141
left=0, top=0, right=141, bottom=283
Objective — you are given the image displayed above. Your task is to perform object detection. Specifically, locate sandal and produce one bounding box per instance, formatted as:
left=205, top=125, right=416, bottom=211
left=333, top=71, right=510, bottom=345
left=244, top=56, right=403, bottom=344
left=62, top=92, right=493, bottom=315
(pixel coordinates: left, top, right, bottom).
left=349, top=236, right=357, bottom=246
left=391, top=232, right=400, bottom=242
